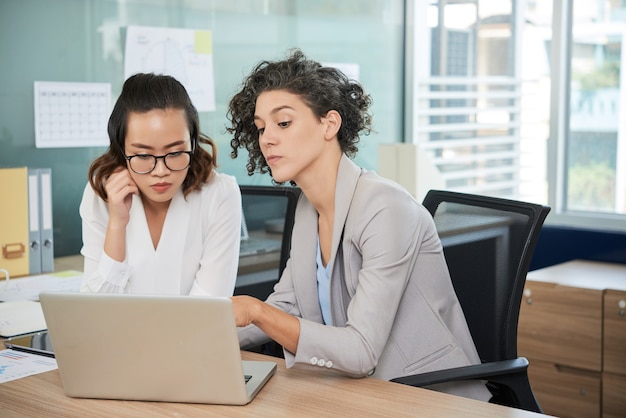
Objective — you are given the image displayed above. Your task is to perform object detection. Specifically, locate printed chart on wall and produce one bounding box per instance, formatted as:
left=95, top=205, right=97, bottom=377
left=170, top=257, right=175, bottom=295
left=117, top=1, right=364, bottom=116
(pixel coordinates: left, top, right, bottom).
left=124, top=25, right=216, bottom=112
left=34, top=81, right=111, bottom=148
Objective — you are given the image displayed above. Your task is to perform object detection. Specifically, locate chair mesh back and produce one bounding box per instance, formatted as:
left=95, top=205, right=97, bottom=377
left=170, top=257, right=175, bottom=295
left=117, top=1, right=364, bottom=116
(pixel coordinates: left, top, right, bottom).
left=423, top=191, right=550, bottom=363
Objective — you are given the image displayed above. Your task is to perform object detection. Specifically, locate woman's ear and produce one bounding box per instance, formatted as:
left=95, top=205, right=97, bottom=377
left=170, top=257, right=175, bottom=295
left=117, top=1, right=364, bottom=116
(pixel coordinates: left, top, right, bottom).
left=322, top=110, right=342, bottom=140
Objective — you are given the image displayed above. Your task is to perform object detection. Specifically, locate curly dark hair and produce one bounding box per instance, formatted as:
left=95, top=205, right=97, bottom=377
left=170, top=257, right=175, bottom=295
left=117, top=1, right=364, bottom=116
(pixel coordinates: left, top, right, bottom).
left=88, top=73, right=217, bottom=200
left=226, top=49, right=373, bottom=177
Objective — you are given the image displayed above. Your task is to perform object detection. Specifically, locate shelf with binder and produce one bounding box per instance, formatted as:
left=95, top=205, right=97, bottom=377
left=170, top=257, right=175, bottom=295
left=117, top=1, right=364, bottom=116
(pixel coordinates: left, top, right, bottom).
left=0, top=167, right=54, bottom=277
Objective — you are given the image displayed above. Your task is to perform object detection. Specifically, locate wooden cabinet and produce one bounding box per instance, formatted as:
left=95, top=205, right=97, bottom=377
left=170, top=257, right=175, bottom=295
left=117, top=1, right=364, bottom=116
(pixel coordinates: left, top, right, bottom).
left=604, top=290, right=626, bottom=375
left=518, top=260, right=626, bottom=418
left=524, top=359, right=601, bottom=417
left=603, top=289, right=626, bottom=418
left=603, top=372, right=626, bottom=418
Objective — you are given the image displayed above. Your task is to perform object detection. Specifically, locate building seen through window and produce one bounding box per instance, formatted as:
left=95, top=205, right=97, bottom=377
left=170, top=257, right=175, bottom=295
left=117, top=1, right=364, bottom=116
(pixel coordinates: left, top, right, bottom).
left=411, top=0, right=626, bottom=230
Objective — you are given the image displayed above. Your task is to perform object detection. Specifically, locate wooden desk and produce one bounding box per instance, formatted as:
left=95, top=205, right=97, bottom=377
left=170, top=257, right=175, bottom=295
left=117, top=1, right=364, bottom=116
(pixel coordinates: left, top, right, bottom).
left=0, top=351, right=545, bottom=417
left=238, top=230, right=282, bottom=275
left=238, top=251, right=280, bottom=275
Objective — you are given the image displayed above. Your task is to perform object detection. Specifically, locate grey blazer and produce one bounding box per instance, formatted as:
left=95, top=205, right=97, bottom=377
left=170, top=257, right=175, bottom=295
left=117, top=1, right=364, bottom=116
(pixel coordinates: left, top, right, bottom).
left=239, top=155, right=491, bottom=401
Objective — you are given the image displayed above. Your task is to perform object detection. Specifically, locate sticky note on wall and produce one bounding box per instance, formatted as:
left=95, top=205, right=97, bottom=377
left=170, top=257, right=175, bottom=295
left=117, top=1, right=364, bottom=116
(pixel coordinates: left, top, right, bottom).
left=194, top=30, right=212, bottom=54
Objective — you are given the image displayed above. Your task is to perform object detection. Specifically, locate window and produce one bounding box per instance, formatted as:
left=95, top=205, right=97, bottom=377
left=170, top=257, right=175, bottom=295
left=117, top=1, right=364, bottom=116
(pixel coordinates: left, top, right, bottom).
left=549, top=0, right=626, bottom=231
left=566, top=0, right=625, bottom=215
left=408, top=0, right=626, bottom=233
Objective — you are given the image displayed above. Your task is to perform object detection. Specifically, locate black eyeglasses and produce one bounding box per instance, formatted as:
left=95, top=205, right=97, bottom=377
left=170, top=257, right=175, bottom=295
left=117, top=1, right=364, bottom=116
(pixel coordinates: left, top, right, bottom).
left=124, top=151, right=193, bottom=174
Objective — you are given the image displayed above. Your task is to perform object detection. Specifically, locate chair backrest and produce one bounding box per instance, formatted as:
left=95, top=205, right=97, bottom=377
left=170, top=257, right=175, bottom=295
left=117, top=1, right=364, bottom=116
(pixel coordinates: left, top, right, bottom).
left=422, top=190, right=550, bottom=363
left=238, top=185, right=300, bottom=297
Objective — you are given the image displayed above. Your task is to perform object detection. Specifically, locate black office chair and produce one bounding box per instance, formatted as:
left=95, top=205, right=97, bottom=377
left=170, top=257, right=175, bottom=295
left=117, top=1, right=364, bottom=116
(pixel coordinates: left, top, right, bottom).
left=391, top=189, right=550, bottom=413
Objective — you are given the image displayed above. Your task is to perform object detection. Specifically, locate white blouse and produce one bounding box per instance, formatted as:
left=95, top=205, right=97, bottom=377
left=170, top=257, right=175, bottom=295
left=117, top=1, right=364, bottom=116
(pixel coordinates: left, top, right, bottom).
left=79, top=172, right=241, bottom=296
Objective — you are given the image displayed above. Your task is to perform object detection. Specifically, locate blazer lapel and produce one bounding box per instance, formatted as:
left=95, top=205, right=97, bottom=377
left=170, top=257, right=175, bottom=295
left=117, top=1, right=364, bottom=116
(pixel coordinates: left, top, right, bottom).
left=328, top=155, right=363, bottom=326
left=290, top=196, right=324, bottom=322
left=291, top=155, right=363, bottom=324
left=329, top=155, right=362, bottom=264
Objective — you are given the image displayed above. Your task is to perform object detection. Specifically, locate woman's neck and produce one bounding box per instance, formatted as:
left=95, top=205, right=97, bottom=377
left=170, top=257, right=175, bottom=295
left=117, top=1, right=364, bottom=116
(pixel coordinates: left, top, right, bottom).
left=141, top=195, right=172, bottom=250
left=297, top=151, right=342, bottom=217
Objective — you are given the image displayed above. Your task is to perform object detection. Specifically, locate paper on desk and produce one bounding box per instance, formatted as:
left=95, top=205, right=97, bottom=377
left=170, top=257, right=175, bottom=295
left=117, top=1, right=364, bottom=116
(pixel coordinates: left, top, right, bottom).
left=0, top=349, right=57, bottom=384
left=0, top=270, right=82, bottom=302
left=0, top=301, right=47, bottom=337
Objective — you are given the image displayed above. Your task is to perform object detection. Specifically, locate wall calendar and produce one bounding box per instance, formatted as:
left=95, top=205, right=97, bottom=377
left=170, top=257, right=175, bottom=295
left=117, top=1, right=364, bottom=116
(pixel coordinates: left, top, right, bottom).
left=34, top=81, right=111, bottom=148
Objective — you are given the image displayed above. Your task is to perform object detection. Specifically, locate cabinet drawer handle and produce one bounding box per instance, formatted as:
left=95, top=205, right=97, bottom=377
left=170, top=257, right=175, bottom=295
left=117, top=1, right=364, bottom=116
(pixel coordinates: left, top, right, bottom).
left=524, top=288, right=532, bottom=305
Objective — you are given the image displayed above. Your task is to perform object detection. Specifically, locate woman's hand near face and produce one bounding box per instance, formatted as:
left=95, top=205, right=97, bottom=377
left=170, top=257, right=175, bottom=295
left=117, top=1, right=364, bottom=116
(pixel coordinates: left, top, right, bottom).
left=105, top=168, right=138, bottom=228
left=103, top=168, right=138, bottom=262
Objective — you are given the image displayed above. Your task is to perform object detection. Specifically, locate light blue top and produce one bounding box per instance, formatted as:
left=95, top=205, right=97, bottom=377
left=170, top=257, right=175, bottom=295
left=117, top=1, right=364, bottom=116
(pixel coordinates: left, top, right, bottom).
left=316, top=236, right=333, bottom=326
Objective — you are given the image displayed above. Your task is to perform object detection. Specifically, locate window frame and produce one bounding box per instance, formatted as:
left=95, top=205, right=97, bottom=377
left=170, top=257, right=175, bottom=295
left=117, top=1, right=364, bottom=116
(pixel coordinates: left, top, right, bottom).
left=548, top=0, right=626, bottom=233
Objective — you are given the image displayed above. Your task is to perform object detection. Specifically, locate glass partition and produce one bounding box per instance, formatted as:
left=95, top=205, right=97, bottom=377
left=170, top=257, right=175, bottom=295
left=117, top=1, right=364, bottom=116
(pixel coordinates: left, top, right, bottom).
left=0, top=0, right=404, bottom=256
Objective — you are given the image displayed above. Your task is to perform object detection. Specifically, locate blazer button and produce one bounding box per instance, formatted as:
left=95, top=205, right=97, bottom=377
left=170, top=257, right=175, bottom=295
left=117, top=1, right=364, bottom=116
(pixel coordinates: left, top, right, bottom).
left=317, top=358, right=326, bottom=367
left=325, top=360, right=333, bottom=368
left=310, top=357, right=318, bottom=365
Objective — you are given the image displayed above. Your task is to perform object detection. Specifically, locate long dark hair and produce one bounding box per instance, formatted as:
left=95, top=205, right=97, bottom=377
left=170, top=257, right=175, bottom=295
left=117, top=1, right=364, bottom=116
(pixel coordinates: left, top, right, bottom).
left=88, top=73, right=217, bottom=200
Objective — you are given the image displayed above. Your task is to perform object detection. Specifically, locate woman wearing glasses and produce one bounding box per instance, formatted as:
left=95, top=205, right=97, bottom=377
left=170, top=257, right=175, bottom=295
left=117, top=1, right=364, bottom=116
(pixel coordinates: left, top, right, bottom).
left=79, top=73, right=241, bottom=296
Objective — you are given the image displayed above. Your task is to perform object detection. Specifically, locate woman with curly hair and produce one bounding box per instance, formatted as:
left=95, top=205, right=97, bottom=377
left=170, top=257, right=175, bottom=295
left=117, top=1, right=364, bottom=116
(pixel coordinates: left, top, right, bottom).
left=80, top=73, right=241, bottom=296
left=226, top=50, right=491, bottom=401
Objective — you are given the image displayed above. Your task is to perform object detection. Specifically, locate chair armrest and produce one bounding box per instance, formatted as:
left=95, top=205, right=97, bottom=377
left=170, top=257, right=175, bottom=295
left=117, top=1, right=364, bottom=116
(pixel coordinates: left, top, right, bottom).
left=390, top=357, right=530, bottom=387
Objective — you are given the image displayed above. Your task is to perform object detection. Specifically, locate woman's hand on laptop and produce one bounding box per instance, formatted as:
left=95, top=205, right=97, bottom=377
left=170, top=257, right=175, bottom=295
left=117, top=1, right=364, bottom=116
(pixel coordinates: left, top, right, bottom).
left=231, top=295, right=261, bottom=328
left=231, top=296, right=300, bottom=355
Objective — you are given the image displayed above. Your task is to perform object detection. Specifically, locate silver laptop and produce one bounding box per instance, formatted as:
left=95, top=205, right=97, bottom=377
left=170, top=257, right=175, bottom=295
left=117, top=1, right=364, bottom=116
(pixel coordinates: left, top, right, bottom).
left=38, top=292, right=276, bottom=405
